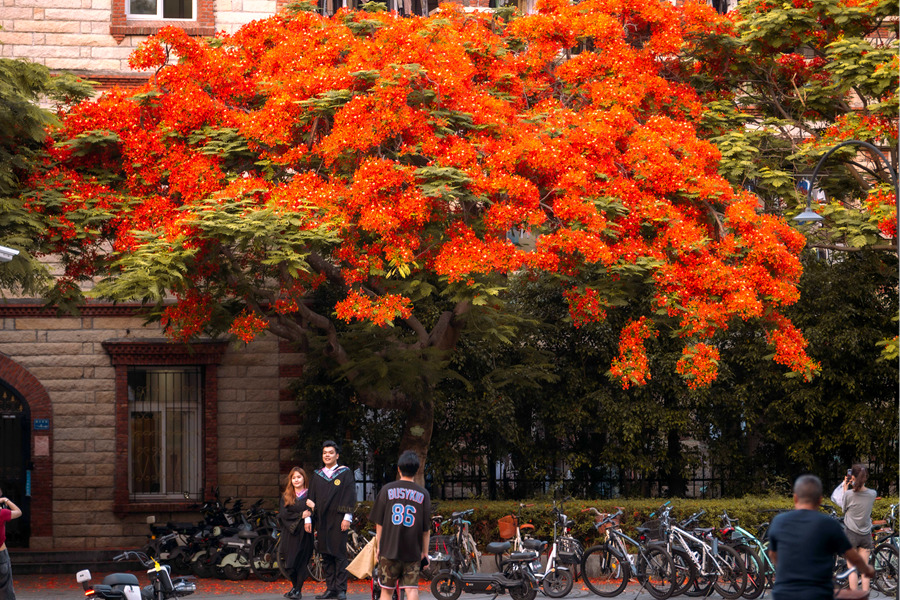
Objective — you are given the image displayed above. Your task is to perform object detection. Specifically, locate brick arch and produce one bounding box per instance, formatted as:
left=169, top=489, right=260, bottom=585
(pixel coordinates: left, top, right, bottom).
left=0, top=355, right=52, bottom=539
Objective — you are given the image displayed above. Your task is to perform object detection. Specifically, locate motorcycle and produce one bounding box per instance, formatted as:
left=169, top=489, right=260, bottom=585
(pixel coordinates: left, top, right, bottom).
left=76, top=550, right=197, bottom=600
left=430, top=542, right=540, bottom=600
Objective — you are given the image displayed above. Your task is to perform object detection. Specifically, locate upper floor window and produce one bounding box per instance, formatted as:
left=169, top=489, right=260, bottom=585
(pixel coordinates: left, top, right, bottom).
left=128, top=0, right=195, bottom=19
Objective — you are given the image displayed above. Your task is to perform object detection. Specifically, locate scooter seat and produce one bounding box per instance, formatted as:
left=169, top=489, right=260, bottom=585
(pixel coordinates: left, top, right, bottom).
left=485, top=542, right=511, bottom=555
left=523, top=539, right=546, bottom=552
left=509, top=551, right=538, bottom=561
left=102, top=573, right=140, bottom=587
left=91, top=584, right=127, bottom=598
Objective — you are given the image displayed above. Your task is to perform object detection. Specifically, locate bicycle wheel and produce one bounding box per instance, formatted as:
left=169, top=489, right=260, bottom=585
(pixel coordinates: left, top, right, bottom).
left=276, top=538, right=291, bottom=581
left=683, top=574, right=713, bottom=597
left=308, top=549, right=326, bottom=582
left=541, top=568, right=574, bottom=598
left=580, top=544, right=629, bottom=597
left=733, top=544, right=764, bottom=600
left=635, top=546, right=676, bottom=600
left=250, top=535, right=281, bottom=581
left=873, top=541, right=898, bottom=595
left=711, top=544, right=747, bottom=600
left=669, top=547, right=697, bottom=597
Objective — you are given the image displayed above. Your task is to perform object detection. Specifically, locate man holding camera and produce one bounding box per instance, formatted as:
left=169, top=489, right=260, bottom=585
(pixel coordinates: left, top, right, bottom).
left=0, top=489, right=23, bottom=600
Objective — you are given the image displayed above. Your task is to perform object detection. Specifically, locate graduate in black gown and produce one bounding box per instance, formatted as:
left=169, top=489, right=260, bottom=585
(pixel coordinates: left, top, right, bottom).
left=279, top=467, right=315, bottom=599
left=306, top=440, right=357, bottom=600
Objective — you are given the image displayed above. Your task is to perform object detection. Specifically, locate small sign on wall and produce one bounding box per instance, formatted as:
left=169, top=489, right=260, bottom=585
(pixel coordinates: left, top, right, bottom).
left=34, top=418, right=49, bottom=430
left=34, top=436, right=49, bottom=457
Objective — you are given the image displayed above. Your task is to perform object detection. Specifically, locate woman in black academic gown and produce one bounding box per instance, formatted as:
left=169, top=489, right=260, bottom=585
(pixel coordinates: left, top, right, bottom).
left=279, top=467, right=315, bottom=599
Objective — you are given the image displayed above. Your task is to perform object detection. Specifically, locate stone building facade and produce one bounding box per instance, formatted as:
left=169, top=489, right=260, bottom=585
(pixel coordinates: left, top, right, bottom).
left=0, top=0, right=286, bottom=88
left=0, top=302, right=304, bottom=550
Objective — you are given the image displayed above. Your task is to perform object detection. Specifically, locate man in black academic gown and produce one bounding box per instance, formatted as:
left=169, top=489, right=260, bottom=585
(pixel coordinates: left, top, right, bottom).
left=306, top=440, right=357, bottom=600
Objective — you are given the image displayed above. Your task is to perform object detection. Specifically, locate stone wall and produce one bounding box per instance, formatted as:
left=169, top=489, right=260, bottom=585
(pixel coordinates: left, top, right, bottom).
left=0, top=0, right=279, bottom=77
left=0, top=308, right=300, bottom=550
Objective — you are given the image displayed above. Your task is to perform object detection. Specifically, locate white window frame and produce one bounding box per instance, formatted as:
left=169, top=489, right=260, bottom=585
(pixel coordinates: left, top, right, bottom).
left=127, top=367, right=202, bottom=501
left=126, top=0, right=197, bottom=21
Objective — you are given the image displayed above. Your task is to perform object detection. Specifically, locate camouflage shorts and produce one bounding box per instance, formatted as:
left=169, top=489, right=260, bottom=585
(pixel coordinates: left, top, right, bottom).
left=377, top=556, right=420, bottom=589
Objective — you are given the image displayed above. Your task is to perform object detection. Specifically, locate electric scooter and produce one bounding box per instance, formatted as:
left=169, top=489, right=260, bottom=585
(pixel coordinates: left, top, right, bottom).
left=430, top=542, right=540, bottom=600
left=76, top=550, right=197, bottom=600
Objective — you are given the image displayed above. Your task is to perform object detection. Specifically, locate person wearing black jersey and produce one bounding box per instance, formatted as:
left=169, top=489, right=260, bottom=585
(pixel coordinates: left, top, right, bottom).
left=369, top=451, right=431, bottom=600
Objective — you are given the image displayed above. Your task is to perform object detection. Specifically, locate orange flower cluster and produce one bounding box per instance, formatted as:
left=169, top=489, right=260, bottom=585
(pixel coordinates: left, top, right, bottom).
left=160, top=290, right=214, bottom=343
left=675, top=343, right=720, bottom=390
left=26, top=0, right=817, bottom=386
left=334, top=290, right=413, bottom=326
left=564, top=288, right=607, bottom=328
left=229, top=310, right=270, bottom=343
left=866, top=188, right=898, bottom=239
left=767, top=313, right=819, bottom=381
left=609, top=317, right=658, bottom=389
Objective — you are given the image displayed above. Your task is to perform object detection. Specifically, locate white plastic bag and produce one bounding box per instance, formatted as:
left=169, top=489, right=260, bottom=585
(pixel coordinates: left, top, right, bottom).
left=830, top=483, right=844, bottom=509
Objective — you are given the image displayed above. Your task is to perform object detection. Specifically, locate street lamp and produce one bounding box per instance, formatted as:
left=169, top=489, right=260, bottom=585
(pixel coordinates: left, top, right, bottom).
left=794, top=139, right=899, bottom=227
left=0, top=245, right=18, bottom=263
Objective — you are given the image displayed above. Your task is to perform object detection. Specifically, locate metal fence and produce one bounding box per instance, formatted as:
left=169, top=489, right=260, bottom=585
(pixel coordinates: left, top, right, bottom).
left=355, top=458, right=897, bottom=501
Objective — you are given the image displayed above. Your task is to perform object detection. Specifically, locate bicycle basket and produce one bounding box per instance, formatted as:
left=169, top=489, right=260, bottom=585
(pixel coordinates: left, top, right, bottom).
left=639, top=519, right=664, bottom=541
left=556, top=536, right=582, bottom=565
left=498, top=515, right=517, bottom=540
left=594, top=513, right=619, bottom=533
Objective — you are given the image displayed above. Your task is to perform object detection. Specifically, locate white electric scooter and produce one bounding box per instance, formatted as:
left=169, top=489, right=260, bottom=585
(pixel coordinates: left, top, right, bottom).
left=76, top=550, right=197, bottom=600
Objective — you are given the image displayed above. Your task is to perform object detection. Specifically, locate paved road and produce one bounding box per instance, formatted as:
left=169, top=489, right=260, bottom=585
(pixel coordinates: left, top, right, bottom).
left=13, top=572, right=892, bottom=600
left=8, top=572, right=689, bottom=600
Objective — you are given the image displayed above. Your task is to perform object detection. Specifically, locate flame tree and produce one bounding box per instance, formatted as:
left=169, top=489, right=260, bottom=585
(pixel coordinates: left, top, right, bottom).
left=24, top=0, right=817, bottom=470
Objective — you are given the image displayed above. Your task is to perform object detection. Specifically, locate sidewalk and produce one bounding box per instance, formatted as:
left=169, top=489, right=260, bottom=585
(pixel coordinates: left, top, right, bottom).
left=9, top=572, right=717, bottom=600
left=12, top=572, right=893, bottom=600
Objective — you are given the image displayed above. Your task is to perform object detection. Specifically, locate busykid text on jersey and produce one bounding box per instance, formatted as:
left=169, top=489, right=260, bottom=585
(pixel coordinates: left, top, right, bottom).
left=386, top=487, right=426, bottom=504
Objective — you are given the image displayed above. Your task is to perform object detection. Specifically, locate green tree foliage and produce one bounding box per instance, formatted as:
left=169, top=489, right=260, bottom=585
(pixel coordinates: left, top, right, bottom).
left=706, top=250, right=899, bottom=492
left=677, top=0, right=898, bottom=250
left=422, top=254, right=898, bottom=498
left=0, top=58, right=92, bottom=294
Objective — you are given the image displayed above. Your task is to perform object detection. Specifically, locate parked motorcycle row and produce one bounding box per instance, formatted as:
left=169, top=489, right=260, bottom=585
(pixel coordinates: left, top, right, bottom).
left=140, top=490, right=283, bottom=582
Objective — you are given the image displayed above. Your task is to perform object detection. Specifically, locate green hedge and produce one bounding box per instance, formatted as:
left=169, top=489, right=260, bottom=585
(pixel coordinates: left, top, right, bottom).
left=353, top=495, right=897, bottom=548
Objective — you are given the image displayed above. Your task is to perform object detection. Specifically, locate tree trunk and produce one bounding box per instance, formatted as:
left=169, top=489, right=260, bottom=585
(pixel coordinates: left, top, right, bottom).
left=397, top=395, right=434, bottom=487
left=665, top=428, right=687, bottom=497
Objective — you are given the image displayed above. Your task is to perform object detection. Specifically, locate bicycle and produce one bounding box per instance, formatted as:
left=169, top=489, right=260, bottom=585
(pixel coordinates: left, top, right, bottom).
left=529, top=501, right=578, bottom=598
left=719, top=510, right=770, bottom=599
left=494, top=503, right=537, bottom=569
left=580, top=507, right=676, bottom=599
left=279, top=520, right=371, bottom=582
left=656, top=504, right=747, bottom=600
left=857, top=503, right=897, bottom=597
left=441, top=509, right=482, bottom=574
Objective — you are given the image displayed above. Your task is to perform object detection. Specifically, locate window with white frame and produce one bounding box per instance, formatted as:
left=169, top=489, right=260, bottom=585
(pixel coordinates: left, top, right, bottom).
left=128, top=367, right=202, bottom=499
left=127, top=0, right=195, bottom=20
